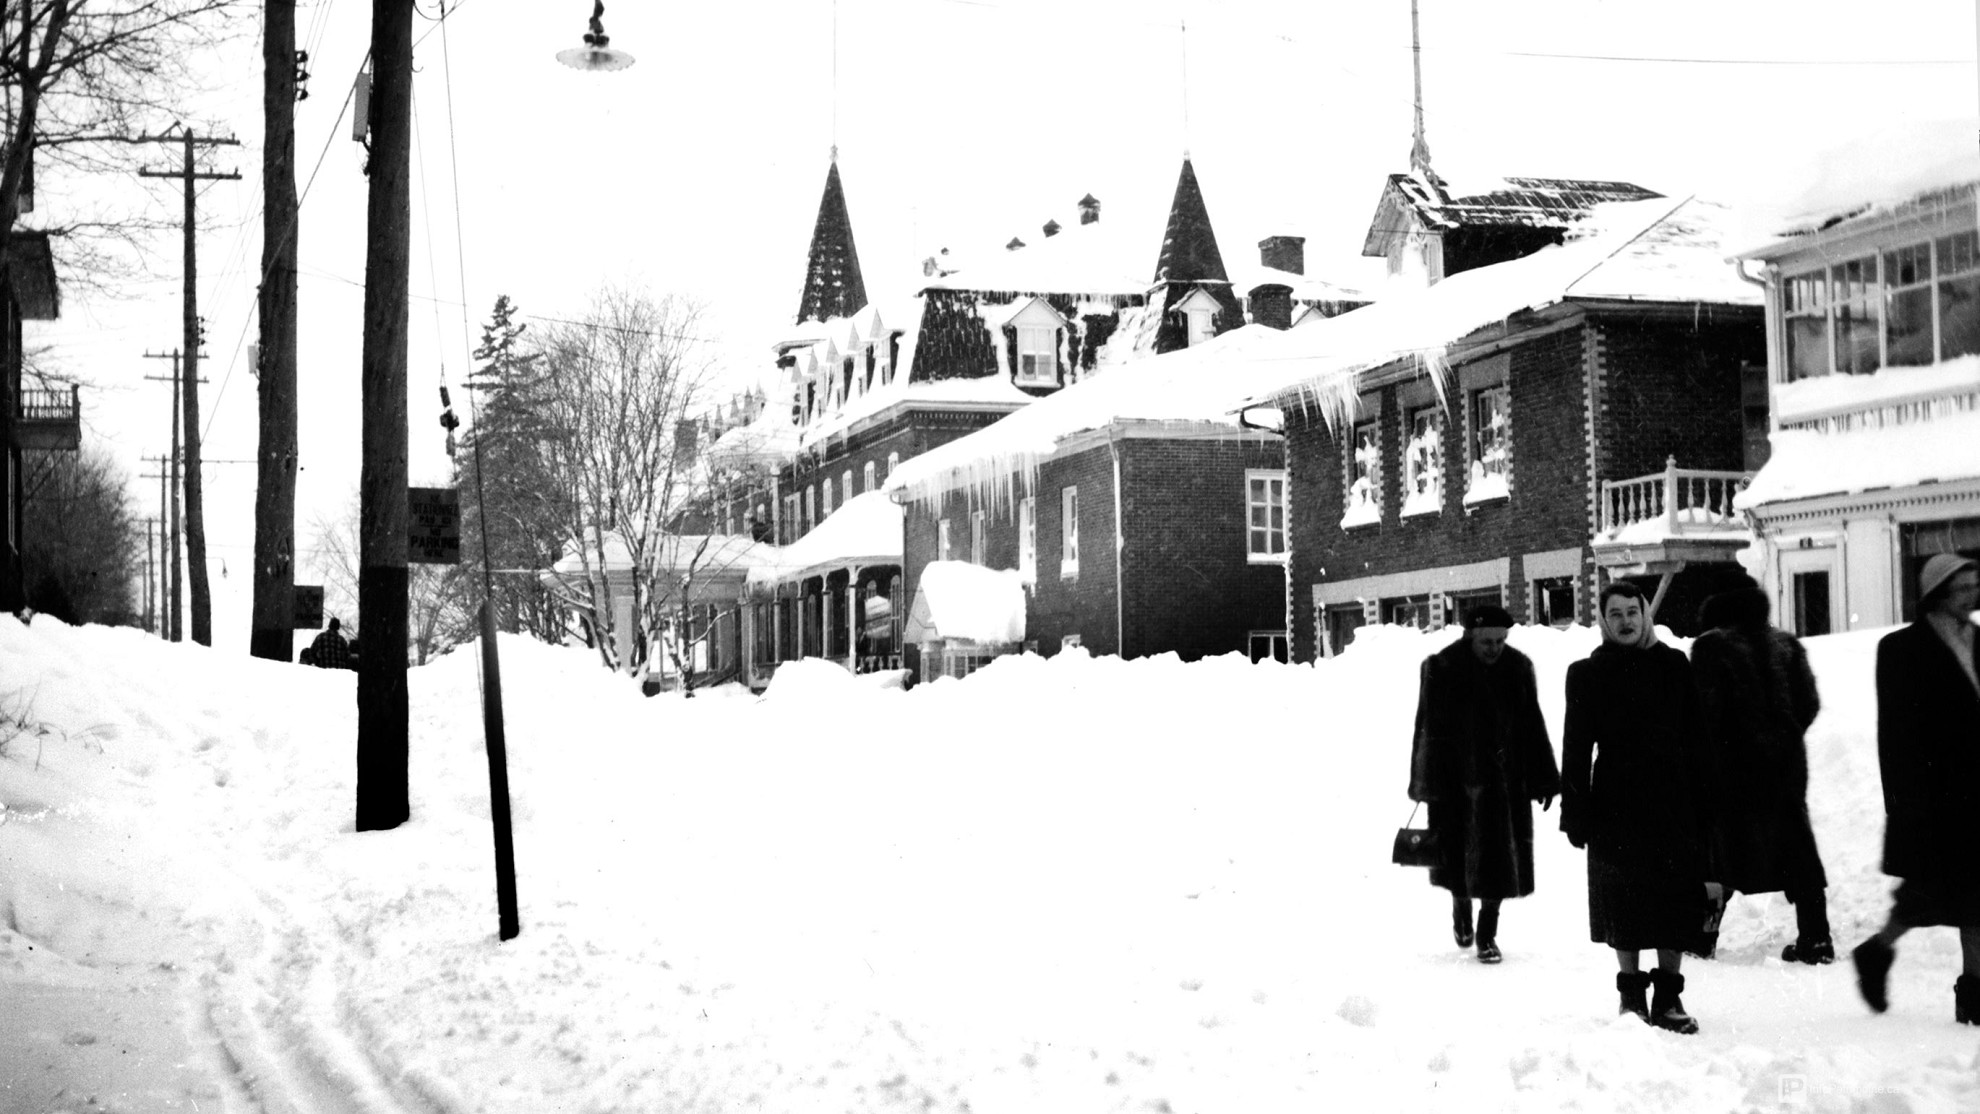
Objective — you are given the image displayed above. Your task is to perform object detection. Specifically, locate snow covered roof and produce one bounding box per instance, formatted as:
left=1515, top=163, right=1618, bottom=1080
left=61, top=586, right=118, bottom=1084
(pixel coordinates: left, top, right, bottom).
left=1226, top=259, right=1370, bottom=306
left=922, top=211, right=1154, bottom=297
left=746, top=490, right=902, bottom=585
left=902, top=560, right=1026, bottom=645
left=1235, top=196, right=1763, bottom=425
left=1736, top=117, right=1980, bottom=255
left=1364, top=171, right=1663, bottom=255
left=885, top=326, right=1278, bottom=512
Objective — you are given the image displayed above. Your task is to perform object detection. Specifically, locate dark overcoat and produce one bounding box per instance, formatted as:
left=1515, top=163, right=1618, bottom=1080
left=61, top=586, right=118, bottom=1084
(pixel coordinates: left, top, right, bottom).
left=1407, top=639, right=1561, bottom=900
left=1692, top=620, right=1827, bottom=895
left=1875, top=619, right=1980, bottom=881
left=1561, top=641, right=1714, bottom=949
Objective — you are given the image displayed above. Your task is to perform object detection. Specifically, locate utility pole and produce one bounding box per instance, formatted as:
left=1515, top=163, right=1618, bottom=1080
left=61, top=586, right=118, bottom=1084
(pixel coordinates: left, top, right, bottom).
left=144, top=457, right=170, bottom=638
left=357, top=0, right=414, bottom=832
left=145, top=358, right=205, bottom=642
left=140, top=128, right=240, bottom=648
left=142, top=516, right=155, bottom=635
left=253, top=0, right=301, bottom=663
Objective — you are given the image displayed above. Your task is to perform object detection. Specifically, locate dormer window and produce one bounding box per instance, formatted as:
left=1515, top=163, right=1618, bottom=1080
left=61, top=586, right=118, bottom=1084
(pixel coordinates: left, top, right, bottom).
left=1004, top=297, right=1066, bottom=386
left=1016, top=326, right=1056, bottom=384
left=1174, top=287, right=1223, bottom=348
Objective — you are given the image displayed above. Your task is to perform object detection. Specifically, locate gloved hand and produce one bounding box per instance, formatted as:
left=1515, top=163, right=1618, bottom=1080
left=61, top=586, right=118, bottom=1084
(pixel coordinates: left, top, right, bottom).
left=1537, top=793, right=1555, bottom=812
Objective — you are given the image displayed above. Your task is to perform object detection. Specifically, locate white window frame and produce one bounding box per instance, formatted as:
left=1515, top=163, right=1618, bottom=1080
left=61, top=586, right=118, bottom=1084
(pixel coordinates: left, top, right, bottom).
left=1015, top=324, right=1057, bottom=385
left=887, top=451, right=900, bottom=477
left=1401, top=404, right=1443, bottom=517
left=820, top=480, right=832, bottom=517
left=939, top=518, right=953, bottom=562
left=863, top=461, right=876, bottom=493
left=1060, top=486, right=1079, bottom=578
left=971, top=509, right=986, bottom=565
left=1018, top=496, right=1037, bottom=580
left=1248, top=631, right=1289, bottom=664
left=1343, top=418, right=1382, bottom=528
left=842, top=470, right=853, bottom=508
left=1246, top=469, right=1287, bottom=563
left=1464, top=383, right=1512, bottom=504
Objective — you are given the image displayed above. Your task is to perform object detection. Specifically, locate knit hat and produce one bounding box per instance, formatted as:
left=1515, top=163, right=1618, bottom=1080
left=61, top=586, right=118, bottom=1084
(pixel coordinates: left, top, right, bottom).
left=1918, top=553, right=1978, bottom=602
left=1463, top=604, right=1515, bottom=631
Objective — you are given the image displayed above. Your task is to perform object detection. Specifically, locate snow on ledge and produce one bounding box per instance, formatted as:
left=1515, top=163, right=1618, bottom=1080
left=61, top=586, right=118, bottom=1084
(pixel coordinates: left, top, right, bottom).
left=905, top=561, right=1027, bottom=645
left=1739, top=408, right=1980, bottom=508
left=1773, top=356, right=1980, bottom=425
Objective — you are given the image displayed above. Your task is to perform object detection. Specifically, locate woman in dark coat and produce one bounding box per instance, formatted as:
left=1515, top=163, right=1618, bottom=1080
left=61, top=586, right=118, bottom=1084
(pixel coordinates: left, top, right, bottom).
left=1560, top=581, right=1716, bottom=1034
left=1853, top=553, right=1980, bottom=1024
left=1407, top=606, right=1561, bottom=964
left=1691, top=577, right=1831, bottom=962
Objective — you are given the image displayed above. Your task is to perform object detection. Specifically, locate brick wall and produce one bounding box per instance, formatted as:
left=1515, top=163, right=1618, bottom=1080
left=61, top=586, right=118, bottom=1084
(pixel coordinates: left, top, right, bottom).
left=1285, top=307, right=1763, bottom=660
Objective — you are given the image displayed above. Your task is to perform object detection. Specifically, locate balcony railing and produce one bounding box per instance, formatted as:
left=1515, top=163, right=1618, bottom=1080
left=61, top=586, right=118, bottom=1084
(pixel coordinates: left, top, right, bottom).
left=13, top=384, right=80, bottom=451
left=1598, top=457, right=1750, bottom=540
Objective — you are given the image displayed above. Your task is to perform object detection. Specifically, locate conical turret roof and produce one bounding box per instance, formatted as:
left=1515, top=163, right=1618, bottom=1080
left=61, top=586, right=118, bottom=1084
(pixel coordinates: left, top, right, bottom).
left=795, top=156, right=869, bottom=324
left=1152, top=158, right=1229, bottom=286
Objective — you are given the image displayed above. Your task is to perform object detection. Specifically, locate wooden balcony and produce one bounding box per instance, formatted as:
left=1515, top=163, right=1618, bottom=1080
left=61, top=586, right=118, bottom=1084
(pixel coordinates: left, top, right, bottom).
left=13, top=385, right=80, bottom=451
left=1591, top=456, right=1752, bottom=574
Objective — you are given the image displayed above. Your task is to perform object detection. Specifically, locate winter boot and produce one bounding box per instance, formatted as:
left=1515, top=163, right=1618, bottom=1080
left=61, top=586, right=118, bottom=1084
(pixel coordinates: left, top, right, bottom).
left=1616, top=971, right=1651, bottom=1023
left=1476, top=940, right=1503, bottom=964
left=1649, top=970, right=1700, bottom=1034
left=1956, top=976, right=1980, bottom=1025
left=1853, top=938, right=1895, bottom=1013
left=1452, top=899, right=1474, bottom=949
left=1781, top=938, right=1836, bottom=965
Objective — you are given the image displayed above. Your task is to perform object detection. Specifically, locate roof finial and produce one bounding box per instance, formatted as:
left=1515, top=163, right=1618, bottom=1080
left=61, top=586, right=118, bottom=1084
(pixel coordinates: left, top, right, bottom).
left=1409, top=0, right=1432, bottom=175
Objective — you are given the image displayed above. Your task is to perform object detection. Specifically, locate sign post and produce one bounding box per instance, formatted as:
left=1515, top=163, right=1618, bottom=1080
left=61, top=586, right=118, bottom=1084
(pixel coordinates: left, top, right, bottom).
left=407, top=487, right=461, bottom=565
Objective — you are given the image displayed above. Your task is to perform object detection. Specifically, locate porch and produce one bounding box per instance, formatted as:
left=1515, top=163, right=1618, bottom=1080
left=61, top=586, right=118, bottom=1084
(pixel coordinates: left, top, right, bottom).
left=12, top=384, right=80, bottom=451
left=1591, top=457, right=1753, bottom=619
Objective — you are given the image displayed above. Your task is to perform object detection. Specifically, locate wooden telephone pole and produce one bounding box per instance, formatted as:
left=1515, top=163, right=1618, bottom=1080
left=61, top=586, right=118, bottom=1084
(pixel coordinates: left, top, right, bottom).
left=145, top=358, right=206, bottom=641
left=252, top=0, right=301, bottom=663
left=140, top=129, right=239, bottom=648
left=357, top=0, right=413, bottom=832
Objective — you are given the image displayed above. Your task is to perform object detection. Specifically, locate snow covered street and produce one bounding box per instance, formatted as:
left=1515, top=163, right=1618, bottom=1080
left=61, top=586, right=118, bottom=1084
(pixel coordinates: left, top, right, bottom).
left=4, top=615, right=1979, bottom=1112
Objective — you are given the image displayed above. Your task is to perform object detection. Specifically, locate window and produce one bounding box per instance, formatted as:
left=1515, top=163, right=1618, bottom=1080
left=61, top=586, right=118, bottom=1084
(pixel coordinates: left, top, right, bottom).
left=1016, top=325, right=1057, bottom=384
left=1187, top=306, right=1215, bottom=347
left=1343, top=419, right=1381, bottom=526
left=863, top=461, right=876, bottom=492
left=1791, top=570, right=1832, bottom=636
left=1018, top=497, right=1036, bottom=579
left=971, top=509, right=986, bottom=565
left=1782, top=231, right=1980, bottom=382
left=782, top=493, right=798, bottom=543
left=1383, top=594, right=1433, bottom=629
left=1450, top=588, right=1504, bottom=627
left=803, top=487, right=815, bottom=533
left=1402, top=406, right=1443, bottom=516
left=938, top=519, right=953, bottom=562
left=1466, top=385, right=1511, bottom=501
left=887, top=451, right=900, bottom=477
left=1533, top=576, right=1576, bottom=628
left=1246, top=470, right=1287, bottom=561
left=1323, top=605, right=1366, bottom=658
left=1249, top=631, right=1289, bottom=664
left=1061, top=487, right=1079, bottom=577
left=842, top=470, right=853, bottom=508
left=820, top=480, right=832, bottom=518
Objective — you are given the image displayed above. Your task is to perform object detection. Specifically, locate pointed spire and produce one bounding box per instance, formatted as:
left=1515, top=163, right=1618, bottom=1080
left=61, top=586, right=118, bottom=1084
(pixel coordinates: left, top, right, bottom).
left=1408, top=0, right=1432, bottom=175
left=795, top=155, right=868, bottom=325
left=1153, top=157, right=1229, bottom=285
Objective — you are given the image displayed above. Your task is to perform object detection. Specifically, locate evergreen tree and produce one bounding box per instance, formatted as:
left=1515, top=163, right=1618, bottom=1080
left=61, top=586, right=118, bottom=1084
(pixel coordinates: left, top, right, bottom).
left=460, top=296, right=568, bottom=641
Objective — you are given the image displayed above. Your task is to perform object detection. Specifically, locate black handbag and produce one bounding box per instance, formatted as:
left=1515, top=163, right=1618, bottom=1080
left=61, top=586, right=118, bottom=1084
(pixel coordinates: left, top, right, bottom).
left=1392, top=803, right=1442, bottom=868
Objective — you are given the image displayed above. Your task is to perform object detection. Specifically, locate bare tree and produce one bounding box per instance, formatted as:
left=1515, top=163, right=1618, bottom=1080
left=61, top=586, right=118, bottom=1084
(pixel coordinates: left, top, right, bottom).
left=20, top=444, right=139, bottom=625
left=306, top=491, right=474, bottom=667
left=533, top=286, right=724, bottom=675
left=0, top=0, right=241, bottom=287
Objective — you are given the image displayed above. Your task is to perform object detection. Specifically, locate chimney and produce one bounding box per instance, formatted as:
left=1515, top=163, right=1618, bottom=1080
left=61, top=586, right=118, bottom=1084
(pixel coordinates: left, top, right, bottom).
left=1043, top=219, right=1061, bottom=238
left=1006, top=236, right=1026, bottom=252
left=1259, top=235, right=1306, bottom=276
left=1078, top=193, right=1100, bottom=225
left=1249, top=285, right=1293, bottom=330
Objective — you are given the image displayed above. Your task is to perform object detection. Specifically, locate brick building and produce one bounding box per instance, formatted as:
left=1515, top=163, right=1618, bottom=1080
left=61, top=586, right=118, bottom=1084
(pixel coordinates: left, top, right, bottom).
left=1236, top=192, right=1768, bottom=661
left=711, top=153, right=1365, bottom=686
left=2, top=231, right=67, bottom=613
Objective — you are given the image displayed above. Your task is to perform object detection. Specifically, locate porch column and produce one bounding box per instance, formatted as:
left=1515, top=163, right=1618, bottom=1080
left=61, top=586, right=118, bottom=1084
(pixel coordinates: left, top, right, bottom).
left=848, top=563, right=863, bottom=670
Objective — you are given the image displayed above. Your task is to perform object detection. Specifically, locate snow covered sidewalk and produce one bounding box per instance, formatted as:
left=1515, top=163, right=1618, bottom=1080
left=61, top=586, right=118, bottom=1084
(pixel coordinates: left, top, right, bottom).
left=4, top=615, right=1979, bottom=1113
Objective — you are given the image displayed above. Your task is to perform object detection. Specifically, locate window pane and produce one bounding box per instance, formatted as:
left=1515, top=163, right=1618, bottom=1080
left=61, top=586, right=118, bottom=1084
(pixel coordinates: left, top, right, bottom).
left=1887, top=285, right=1935, bottom=367
left=1941, top=272, right=1980, bottom=360
left=1785, top=314, right=1829, bottom=379
left=1939, top=231, right=1980, bottom=277
left=1886, top=243, right=1930, bottom=288
left=1834, top=296, right=1882, bottom=375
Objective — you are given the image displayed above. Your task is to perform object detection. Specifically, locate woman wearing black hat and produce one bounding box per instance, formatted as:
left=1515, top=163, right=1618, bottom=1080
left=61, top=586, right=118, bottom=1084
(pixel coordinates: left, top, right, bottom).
left=1407, top=604, right=1560, bottom=964
left=1560, top=581, right=1717, bottom=1033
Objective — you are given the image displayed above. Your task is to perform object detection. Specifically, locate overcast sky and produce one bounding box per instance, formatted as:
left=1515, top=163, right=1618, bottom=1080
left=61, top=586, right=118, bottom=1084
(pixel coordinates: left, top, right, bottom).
left=25, top=0, right=1980, bottom=651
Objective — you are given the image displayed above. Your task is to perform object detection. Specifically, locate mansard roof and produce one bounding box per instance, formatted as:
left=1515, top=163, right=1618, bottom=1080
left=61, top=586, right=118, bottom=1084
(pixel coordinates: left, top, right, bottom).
left=795, top=158, right=868, bottom=325
left=1153, top=157, right=1230, bottom=286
